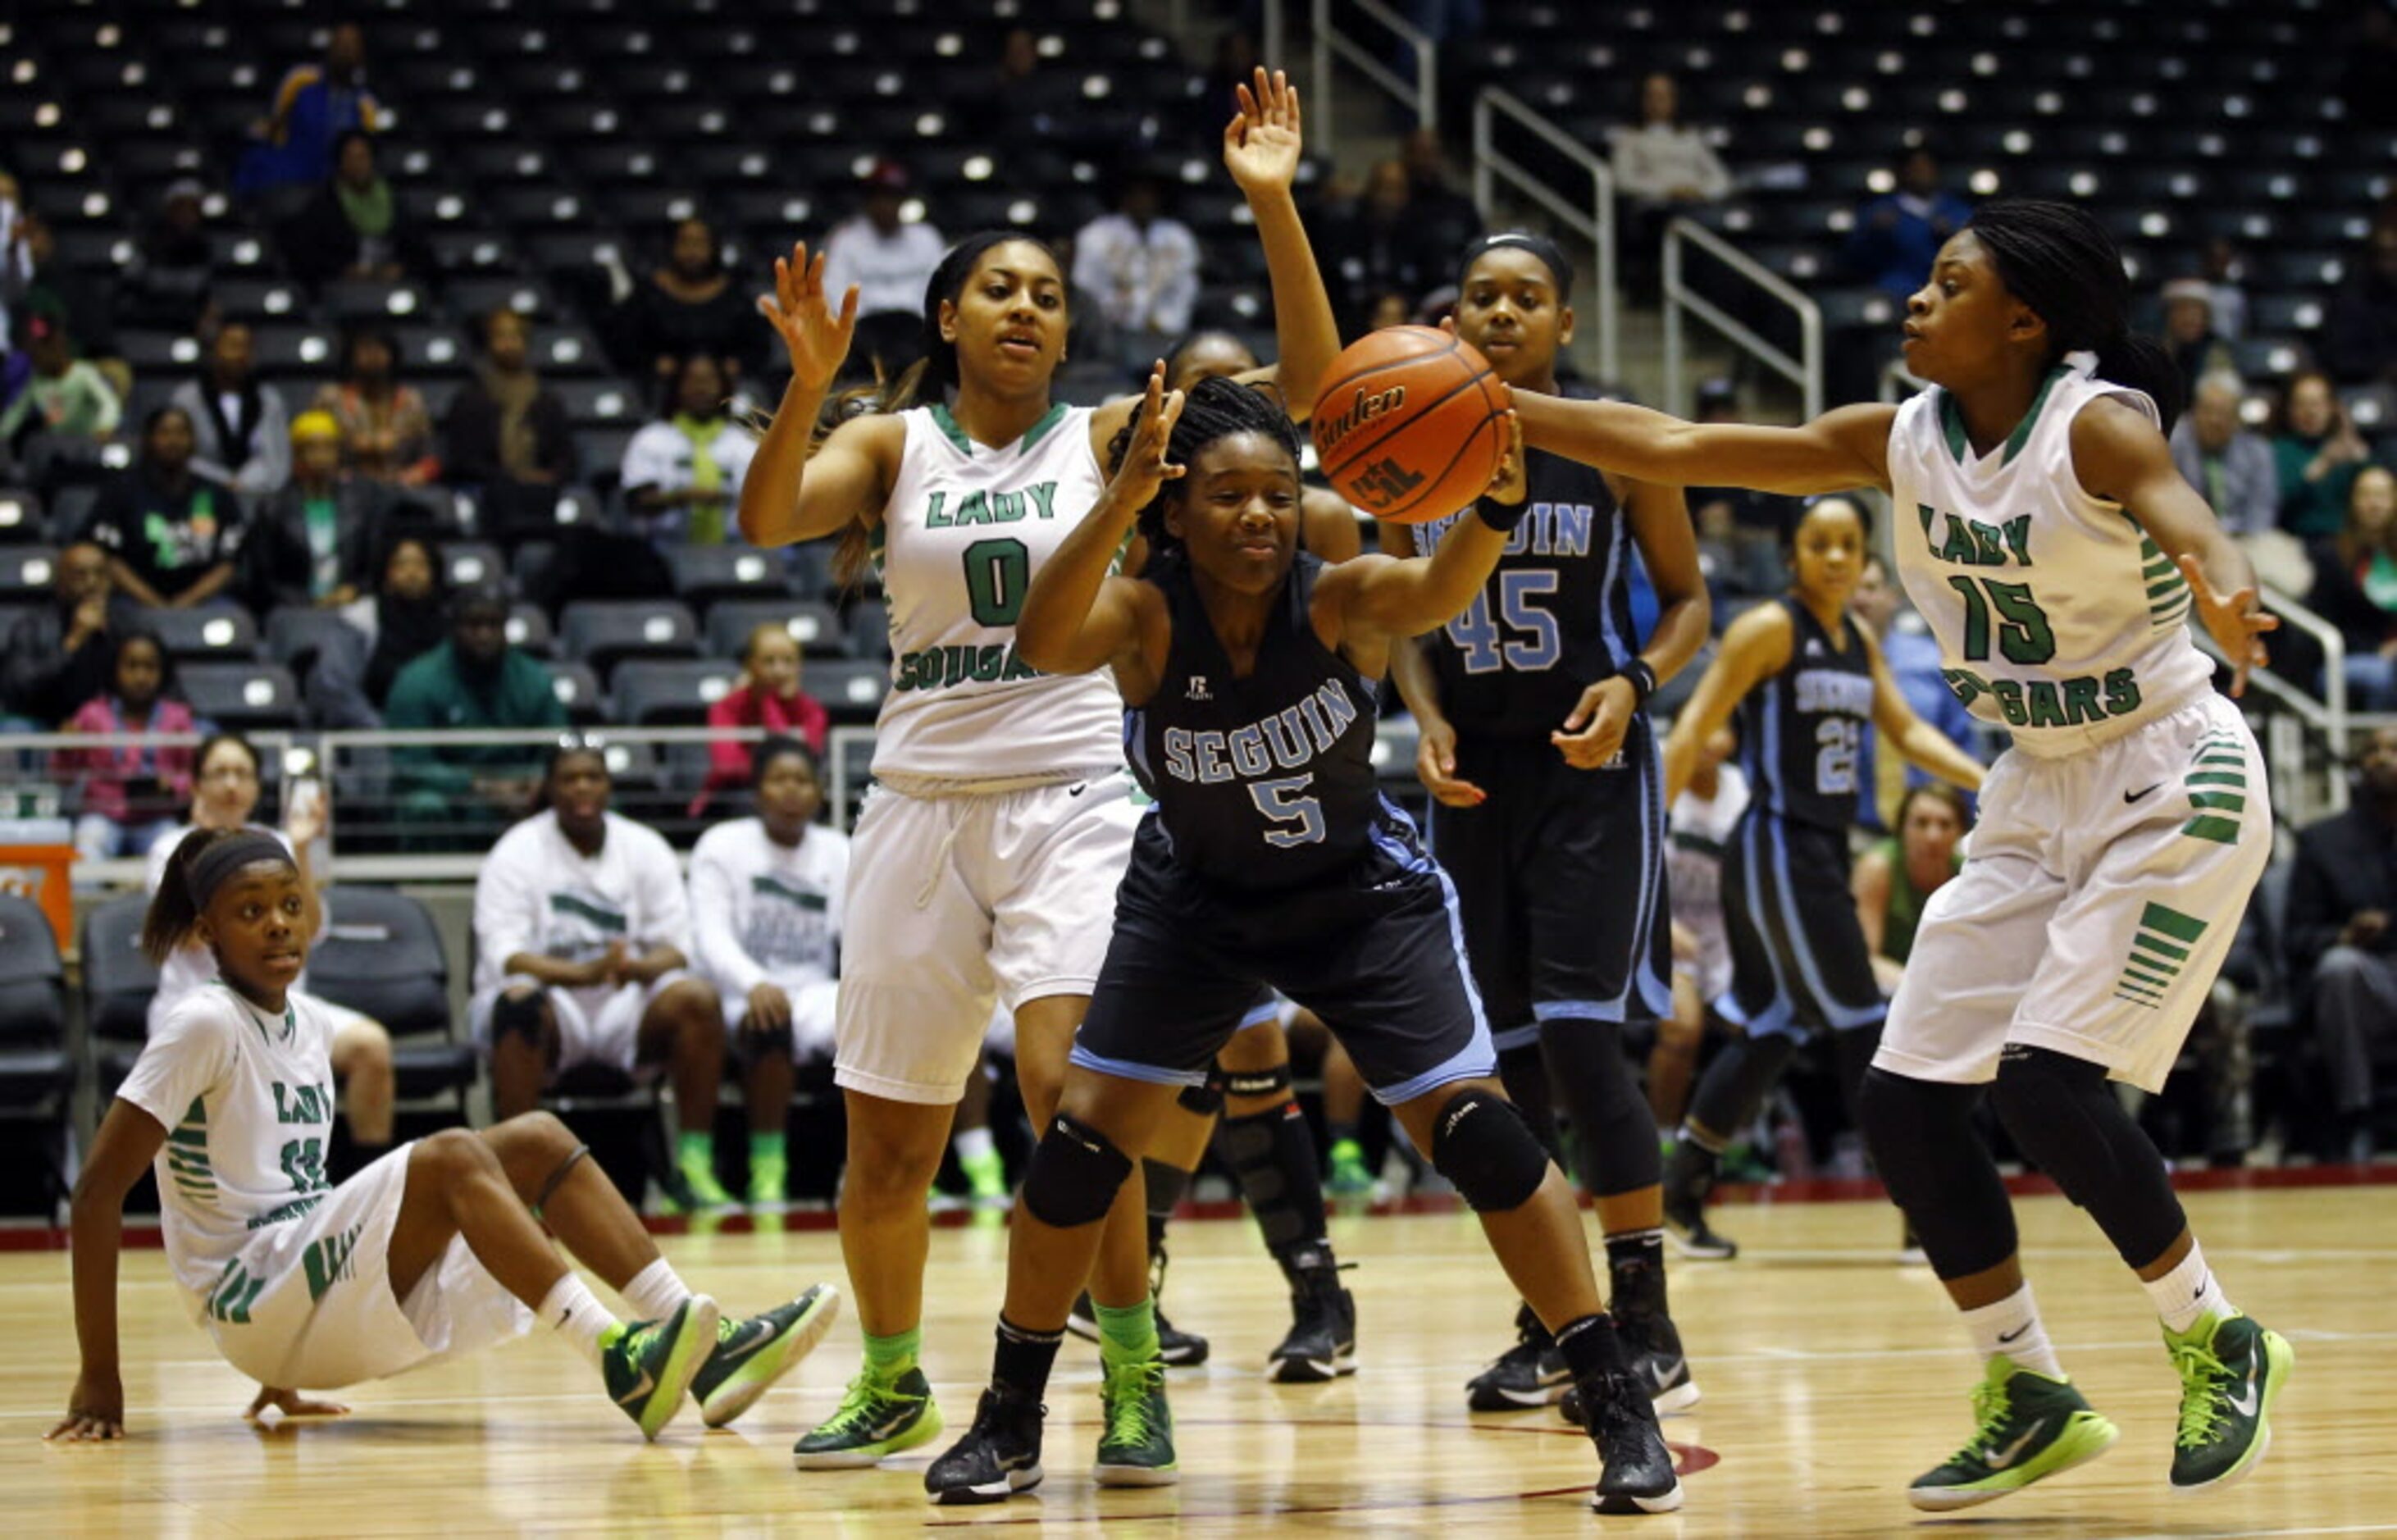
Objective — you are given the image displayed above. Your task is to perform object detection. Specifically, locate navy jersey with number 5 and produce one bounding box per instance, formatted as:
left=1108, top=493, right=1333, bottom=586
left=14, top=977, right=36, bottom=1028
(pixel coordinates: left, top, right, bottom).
left=1125, top=553, right=1385, bottom=890
left=1739, top=597, right=1876, bottom=832
left=1416, top=447, right=1638, bottom=738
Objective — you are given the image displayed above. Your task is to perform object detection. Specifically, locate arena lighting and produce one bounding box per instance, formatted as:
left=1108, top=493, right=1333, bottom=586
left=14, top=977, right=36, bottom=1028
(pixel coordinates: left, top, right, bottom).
left=962, top=156, right=993, bottom=181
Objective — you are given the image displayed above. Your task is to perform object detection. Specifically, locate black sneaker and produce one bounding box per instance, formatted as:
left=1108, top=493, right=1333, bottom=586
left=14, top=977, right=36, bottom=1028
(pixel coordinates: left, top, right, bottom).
left=1579, top=1369, right=1685, bottom=1515
left=1064, top=1290, right=1210, bottom=1367
left=1465, top=1303, right=1570, bottom=1411
left=1616, top=1312, right=1702, bottom=1417
left=923, top=1387, right=1046, bottom=1506
left=1266, top=1259, right=1357, bottom=1383
left=1662, top=1141, right=1739, bottom=1260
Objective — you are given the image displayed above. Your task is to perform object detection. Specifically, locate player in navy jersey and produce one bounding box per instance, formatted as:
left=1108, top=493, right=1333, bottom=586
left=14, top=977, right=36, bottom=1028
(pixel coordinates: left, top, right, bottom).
left=920, top=371, right=1682, bottom=1515
left=1388, top=231, right=1712, bottom=1419
left=1656, top=496, right=1983, bottom=1260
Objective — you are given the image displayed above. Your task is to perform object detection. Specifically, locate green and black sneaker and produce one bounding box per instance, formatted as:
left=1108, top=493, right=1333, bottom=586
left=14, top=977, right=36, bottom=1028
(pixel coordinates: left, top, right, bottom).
left=1907, top=1356, right=2120, bottom=1511
left=1093, top=1356, right=1178, bottom=1488
left=2166, top=1309, right=2294, bottom=1496
left=690, top=1283, right=842, bottom=1428
left=793, top=1366, right=944, bottom=1469
left=601, top=1294, right=722, bottom=1442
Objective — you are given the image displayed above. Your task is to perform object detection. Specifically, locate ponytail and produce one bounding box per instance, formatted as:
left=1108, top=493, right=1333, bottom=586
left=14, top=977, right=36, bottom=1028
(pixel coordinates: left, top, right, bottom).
left=1965, top=198, right=2185, bottom=432
left=2089, top=332, right=2185, bottom=435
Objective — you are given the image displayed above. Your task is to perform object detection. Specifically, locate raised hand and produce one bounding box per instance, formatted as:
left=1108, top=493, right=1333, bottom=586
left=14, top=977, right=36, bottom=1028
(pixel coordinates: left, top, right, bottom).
left=1103, top=362, right=1187, bottom=517
left=2176, top=553, right=2277, bottom=698
left=757, top=242, right=859, bottom=394
left=1223, top=67, right=1304, bottom=195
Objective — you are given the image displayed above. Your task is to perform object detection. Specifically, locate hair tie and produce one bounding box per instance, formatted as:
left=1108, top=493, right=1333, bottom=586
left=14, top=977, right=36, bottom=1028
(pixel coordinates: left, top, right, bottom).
left=182, top=831, right=295, bottom=911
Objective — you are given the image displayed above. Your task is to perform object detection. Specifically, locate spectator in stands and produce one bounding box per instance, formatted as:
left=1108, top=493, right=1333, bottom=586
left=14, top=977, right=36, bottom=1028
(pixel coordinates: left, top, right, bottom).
left=85, top=406, right=244, bottom=609
left=1843, top=146, right=1971, bottom=303
left=471, top=741, right=734, bottom=1210
left=614, top=216, right=761, bottom=389
left=235, top=22, right=386, bottom=202
left=119, top=179, right=217, bottom=335
left=2306, top=464, right=2397, bottom=709
left=692, top=622, right=828, bottom=817
left=1319, top=157, right=1443, bottom=337
left=0, top=305, right=121, bottom=492
left=2326, top=219, right=2397, bottom=388
left=306, top=529, right=448, bottom=727
left=2161, top=278, right=2237, bottom=403
left=1071, top=165, right=1201, bottom=378
left=312, top=326, right=437, bottom=487
left=1399, top=126, right=1481, bottom=262
left=1611, top=71, right=1732, bottom=286
left=172, top=322, right=290, bottom=499
left=2285, top=722, right=2397, bottom=1163
left=443, top=308, right=576, bottom=491
left=820, top=162, right=946, bottom=381
left=1852, top=783, right=1969, bottom=996
left=2196, top=237, right=2249, bottom=340
left=285, top=131, right=422, bottom=289
left=0, top=185, right=32, bottom=353
left=1, top=540, right=128, bottom=729
left=56, top=628, right=194, bottom=860
left=621, top=353, right=755, bottom=547
left=2275, top=369, right=2372, bottom=540
left=385, top=581, right=566, bottom=841
left=15, top=212, right=123, bottom=384
left=243, top=409, right=384, bottom=612
left=2170, top=372, right=2278, bottom=537
left=688, top=737, right=849, bottom=1207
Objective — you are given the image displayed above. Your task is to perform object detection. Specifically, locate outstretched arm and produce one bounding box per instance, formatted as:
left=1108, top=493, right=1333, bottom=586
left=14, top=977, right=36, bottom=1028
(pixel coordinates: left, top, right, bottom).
left=49, top=1100, right=169, bottom=1442
left=1661, top=603, right=1792, bottom=803
left=1515, top=391, right=1897, bottom=496
left=1223, top=69, right=1340, bottom=420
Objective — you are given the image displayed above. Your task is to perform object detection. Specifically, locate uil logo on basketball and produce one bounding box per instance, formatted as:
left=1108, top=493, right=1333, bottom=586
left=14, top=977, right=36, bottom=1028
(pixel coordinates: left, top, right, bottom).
left=1351, top=457, right=1426, bottom=508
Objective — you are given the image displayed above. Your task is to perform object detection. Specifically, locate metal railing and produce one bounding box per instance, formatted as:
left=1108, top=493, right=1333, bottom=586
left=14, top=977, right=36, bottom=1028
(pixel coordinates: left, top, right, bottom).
left=1663, top=216, right=1823, bottom=422
left=1309, top=0, right=1437, bottom=138
left=1470, top=87, right=1619, bottom=386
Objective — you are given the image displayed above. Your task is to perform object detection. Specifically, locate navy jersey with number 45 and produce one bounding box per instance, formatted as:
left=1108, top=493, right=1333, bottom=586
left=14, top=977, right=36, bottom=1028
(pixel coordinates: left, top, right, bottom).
left=1739, top=597, right=1876, bottom=832
left=1415, top=445, right=1638, bottom=739
left=1125, top=553, right=1386, bottom=890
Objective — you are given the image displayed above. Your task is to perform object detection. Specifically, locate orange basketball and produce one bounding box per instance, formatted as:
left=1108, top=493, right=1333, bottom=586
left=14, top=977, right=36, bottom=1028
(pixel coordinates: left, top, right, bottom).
left=1310, top=326, right=1513, bottom=524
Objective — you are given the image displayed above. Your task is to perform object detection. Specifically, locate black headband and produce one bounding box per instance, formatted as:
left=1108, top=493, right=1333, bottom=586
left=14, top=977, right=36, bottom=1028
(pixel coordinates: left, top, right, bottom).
left=1457, top=231, right=1575, bottom=295
left=183, top=831, right=296, bottom=909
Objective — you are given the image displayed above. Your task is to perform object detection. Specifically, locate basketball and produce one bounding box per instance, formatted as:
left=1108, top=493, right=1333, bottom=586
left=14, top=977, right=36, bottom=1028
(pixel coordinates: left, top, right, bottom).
left=1310, top=326, right=1513, bottom=524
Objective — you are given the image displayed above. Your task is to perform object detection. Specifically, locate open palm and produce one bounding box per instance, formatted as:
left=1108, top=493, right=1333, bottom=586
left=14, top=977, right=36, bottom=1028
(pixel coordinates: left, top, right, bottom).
left=2176, top=553, right=2277, bottom=698
left=1223, top=67, right=1304, bottom=194
left=757, top=242, right=859, bottom=394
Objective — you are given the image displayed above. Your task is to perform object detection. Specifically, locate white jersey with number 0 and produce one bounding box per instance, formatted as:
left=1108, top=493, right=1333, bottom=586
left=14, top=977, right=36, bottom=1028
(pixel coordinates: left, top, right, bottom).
left=872, top=403, right=1122, bottom=782
left=1887, top=355, right=2213, bottom=757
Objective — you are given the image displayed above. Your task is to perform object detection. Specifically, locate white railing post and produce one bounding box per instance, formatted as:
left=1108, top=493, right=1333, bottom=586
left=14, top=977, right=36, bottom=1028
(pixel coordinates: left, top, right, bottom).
left=1262, top=0, right=1286, bottom=71
left=1661, top=216, right=1823, bottom=421
left=1468, top=88, right=1617, bottom=385
left=1310, top=0, right=1436, bottom=139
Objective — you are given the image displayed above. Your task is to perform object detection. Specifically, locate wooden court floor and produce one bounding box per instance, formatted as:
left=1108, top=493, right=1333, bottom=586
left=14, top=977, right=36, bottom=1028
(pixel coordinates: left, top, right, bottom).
left=7, top=1183, right=2393, bottom=1537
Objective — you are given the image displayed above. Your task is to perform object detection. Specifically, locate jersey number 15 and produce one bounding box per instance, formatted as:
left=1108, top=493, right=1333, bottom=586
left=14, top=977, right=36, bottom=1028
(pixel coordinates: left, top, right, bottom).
left=1447, top=572, right=1561, bottom=673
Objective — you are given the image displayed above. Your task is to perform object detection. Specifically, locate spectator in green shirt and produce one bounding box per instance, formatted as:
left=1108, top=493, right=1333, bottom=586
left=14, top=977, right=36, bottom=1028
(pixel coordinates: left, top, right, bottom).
left=383, top=582, right=567, bottom=845
left=1, top=308, right=121, bottom=490
left=2274, top=369, right=2372, bottom=539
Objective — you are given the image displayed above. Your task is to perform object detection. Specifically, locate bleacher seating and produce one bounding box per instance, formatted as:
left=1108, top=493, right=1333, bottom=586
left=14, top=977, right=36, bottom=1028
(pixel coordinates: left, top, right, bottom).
left=0, top=896, right=75, bottom=1207
left=307, top=886, right=477, bottom=1117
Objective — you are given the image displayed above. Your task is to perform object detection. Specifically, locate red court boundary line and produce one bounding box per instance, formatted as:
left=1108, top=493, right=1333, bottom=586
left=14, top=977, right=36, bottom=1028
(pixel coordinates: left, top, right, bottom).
left=3, top=1161, right=2389, bottom=1252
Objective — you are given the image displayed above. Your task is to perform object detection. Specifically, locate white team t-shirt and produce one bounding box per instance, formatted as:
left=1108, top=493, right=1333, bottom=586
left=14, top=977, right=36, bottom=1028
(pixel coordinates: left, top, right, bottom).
left=145, top=824, right=305, bottom=1033
left=1667, top=762, right=1750, bottom=940
left=870, top=403, right=1123, bottom=783
left=688, top=818, right=849, bottom=999
left=1887, top=356, right=2214, bottom=757
left=472, top=810, right=693, bottom=994
left=117, top=984, right=340, bottom=1314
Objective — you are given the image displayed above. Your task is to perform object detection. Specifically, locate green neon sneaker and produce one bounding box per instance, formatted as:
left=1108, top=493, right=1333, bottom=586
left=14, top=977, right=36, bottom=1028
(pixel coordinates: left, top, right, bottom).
left=1907, top=1356, right=2120, bottom=1511
left=690, top=1283, right=841, bottom=1428
left=601, top=1295, right=722, bottom=1442
left=1093, top=1356, right=1178, bottom=1488
left=1327, top=1139, right=1374, bottom=1197
left=2166, top=1310, right=2293, bottom=1495
left=960, top=1147, right=1010, bottom=1206
left=793, top=1366, right=944, bottom=1469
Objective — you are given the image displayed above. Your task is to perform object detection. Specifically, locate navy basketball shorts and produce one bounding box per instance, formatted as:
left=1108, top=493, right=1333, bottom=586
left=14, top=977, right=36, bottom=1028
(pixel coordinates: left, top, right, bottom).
left=1071, top=812, right=1497, bottom=1106
left=1428, top=721, right=1674, bottom=1050
left=1716, top=810, right=1885, bottom=1039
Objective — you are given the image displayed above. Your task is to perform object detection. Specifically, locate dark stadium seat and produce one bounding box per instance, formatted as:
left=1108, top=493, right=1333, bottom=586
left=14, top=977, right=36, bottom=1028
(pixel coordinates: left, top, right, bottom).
left=668, top=546, right=792, bottom=612
left=548, top=660, right=606, bottom=726
left=845, top=597, right=891, bottom=662
left=704, top=598, right=847, bottom=661
left=80, top=893, right=157, bottom=1099
left=0, top=490, right=43, bottom=544
left=558, top=598, right=701, bottom=673
left=0, top=895, right=75, bottom=1208
left=504, top=603, right=555, bottom=658
left=264, top=607, right=351, bottom=674
left=307, top=886, right=477, bottom=1116
left=611, top=658, right=741, bottom=727
left=146, top=604, right=261, bottom=665
left=180, top=660, right=302, bottom=731
left=0, top=547, right=60, bottom=604
left=807, top=658, right=892, bottom=723
left=439, top=540, right=508, bottom=592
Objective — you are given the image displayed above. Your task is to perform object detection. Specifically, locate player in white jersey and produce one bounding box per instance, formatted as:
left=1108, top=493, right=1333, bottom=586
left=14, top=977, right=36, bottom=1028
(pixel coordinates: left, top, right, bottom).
left=688, top=737, right=849, bottom=1208
left=52, top=828, right=840, bottom=1445
left=1502, top=200, right=2290, bottom=1508
left=739, top=71, right=1337, bottom=1474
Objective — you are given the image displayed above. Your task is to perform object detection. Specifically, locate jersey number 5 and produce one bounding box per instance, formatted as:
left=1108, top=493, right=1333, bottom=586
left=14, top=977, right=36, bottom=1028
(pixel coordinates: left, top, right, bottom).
left=1447, top=571, right=1562, bottom=673
left=964, top=537, right=1032, bottom=626
left=1251, top=774, right=1328, bottom=847
left=1946, top=576, right=2056, bottom=665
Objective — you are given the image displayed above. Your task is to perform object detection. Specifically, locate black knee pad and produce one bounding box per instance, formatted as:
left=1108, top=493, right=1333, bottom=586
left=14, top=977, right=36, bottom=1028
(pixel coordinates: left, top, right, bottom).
left=1176, top=1075, right=1225, bottom=1117
left=1429, top=1088, right=1552, bottom=1213
left=1223, top=1064, right=1292, bottom=1100
left=1990, top=1046, right=2186, bottom=1267
left=1018, top=1112, right=1135, bottom=1229
left=1856, top=1068, right=2016, bottom=1278
left=490, top=989, right=548, bottom=1047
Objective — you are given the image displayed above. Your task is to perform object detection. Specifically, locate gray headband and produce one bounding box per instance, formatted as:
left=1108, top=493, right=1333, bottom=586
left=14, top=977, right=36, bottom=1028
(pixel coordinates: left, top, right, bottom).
left=183, top=831, right=295, bottom=909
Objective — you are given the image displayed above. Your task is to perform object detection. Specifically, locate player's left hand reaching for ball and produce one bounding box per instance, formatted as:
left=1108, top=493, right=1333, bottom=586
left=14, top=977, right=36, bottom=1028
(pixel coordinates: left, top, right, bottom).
left=2177, top=554, right=2278, bottom=698
left=1223, top=68, right=1304, bottom=194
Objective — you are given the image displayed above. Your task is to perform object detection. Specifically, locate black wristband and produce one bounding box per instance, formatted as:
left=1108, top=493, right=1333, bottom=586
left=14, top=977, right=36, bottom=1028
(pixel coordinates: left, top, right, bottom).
left=1474, top=495, right=1529, bottom=534
left=1620, top=658, right=1657, bottom=708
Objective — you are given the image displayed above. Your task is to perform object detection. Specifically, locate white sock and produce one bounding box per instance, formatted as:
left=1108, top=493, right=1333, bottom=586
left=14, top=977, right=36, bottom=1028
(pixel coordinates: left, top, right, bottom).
left=621, top=1257, right=695, bottom=1323
left=2144, top=1241, right=2233, bottom=1335
left=1961, top=1284, right=2066, bottom=1382
left=952, top=1126, right=996, bottom=1164
left=540, top=1273, right=622, bottom=1368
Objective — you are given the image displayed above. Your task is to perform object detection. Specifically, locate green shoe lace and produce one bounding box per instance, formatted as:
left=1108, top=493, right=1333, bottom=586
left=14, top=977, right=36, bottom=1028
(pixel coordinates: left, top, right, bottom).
left=817, top=1372, right=909, bottom=1437
left=2169, top=1333, right=2233, bottom=1449
left=1944, top=1374, right=2012, bottom=1465
left=1101, top=1358, right=1167, bottom=1446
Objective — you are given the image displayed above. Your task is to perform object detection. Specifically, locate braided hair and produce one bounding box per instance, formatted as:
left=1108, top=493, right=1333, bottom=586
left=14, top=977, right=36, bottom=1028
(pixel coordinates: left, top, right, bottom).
left=1104, top=375, right=1301, bottom=563
left=1964, top=198, right=2185, bottom=431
